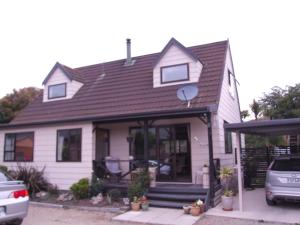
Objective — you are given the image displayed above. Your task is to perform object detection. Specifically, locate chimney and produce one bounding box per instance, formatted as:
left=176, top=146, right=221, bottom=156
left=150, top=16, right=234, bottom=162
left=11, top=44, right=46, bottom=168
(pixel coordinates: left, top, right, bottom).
left=125, top=38, right=135, bottom=66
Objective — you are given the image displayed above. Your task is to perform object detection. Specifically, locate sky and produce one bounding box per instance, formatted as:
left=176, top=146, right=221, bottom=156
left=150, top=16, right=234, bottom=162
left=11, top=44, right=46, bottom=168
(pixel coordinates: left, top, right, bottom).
left=0, top=0, right=299, bottom=112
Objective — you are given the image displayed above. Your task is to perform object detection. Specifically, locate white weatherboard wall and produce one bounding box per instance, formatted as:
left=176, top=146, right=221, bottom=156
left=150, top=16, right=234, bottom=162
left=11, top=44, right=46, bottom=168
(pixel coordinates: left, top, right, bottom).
left=153, top=44, right=202, bottom=88
left=213, top=47, right=241, bottom=167
left=96, top=117, right=209, bottom=184
left=0, top=122, right=93, bottom=190
left=43, top=68, right=83, bottom=102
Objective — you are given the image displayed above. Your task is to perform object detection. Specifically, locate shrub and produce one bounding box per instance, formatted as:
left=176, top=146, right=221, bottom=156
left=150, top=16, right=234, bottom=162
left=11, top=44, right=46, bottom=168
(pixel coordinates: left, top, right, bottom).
left=0, top=165, right=8, bottom=173
left=127, top=168, right=150, bottom=201
left=9, top=165, right=51, bottom=196
left=107, top=188, right=121, bottom=202
left=70, top=178, right=89, bottom=199
left=89, top=174, right=104, bottom=197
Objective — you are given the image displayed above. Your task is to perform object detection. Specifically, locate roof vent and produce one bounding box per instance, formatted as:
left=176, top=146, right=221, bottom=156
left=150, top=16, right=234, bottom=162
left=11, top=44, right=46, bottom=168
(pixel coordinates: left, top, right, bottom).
left=124, top=38, right=135, bottom=66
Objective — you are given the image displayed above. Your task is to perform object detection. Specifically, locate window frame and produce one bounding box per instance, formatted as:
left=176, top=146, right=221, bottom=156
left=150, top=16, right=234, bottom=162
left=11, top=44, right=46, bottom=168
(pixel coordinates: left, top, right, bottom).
left=224, top=121, right=233, bottom=154
left=48, top=83, right=67, bottom=99
left=56, top=128, right=82, bottom=162
left=160, top=63, right=190, bottom=84
left=3, top=132, right=34, bottom=162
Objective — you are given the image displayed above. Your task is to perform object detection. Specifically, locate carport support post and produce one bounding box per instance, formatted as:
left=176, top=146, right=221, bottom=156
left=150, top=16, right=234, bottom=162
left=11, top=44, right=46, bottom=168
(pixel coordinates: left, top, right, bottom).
left=143, top=120, right=149, bottom=168
left=236, top=131, right=243, bottom=211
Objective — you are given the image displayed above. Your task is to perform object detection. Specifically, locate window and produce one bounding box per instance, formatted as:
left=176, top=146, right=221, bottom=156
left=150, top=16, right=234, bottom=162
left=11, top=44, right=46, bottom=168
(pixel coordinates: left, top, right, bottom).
left=48, top=83, right=66, bottom=99
left=161, top=63, right=189, bottom=83
left=224, top=121, right=233, bottom=154
left=57, top=129, right=81, bottom=162
left=4, top=132, right=34, bottom=162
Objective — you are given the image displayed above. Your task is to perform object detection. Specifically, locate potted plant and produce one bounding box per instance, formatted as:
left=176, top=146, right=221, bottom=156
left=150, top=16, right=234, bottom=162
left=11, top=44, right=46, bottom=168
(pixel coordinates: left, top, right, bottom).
left=131, top=196, right=141, bottom=211
left=190, top=199, right=204, bottom=216
left=140, top=195, right=149, bottom=211
left=220, top=167, right=234, bottom=211
left=222, top=190, right=234, bottom=211
left=182, top=205, right=191, bottom=214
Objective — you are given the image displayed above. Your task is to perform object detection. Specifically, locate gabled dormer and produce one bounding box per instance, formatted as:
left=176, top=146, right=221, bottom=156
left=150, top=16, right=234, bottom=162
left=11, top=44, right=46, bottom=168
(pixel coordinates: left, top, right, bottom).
left=153, top=38, right=203, bottom=88
left=42, top=62, right=84, bottom=102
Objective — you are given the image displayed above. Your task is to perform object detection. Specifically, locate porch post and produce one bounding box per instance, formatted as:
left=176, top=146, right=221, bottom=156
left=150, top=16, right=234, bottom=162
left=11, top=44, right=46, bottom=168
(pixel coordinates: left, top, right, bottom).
left=207, top=112, right=215, bottom=207
left=236, top=131, right=243, bottom=211
left=143, top=120, right=149, bottom=167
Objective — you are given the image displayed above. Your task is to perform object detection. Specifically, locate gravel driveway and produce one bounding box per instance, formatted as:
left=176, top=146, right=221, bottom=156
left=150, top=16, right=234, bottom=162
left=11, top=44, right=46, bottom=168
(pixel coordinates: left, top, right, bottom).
left=22, top=205, right=291, bottom=225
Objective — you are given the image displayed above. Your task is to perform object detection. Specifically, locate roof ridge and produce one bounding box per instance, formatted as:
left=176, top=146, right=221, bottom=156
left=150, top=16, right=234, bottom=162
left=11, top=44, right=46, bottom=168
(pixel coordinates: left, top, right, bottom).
left=74, top=39, right=228, bottom=71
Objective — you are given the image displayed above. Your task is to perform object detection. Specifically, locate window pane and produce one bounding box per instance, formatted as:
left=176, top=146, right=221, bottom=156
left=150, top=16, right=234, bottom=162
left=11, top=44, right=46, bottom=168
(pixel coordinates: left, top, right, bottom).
left=49, top=84, right=66, bottom=98
left=15, top=133, right=34, bottom=161
left=57, top=129, right=81, bottom=162
left=161, top=64, right=188, bottom=83
left=4, top=132, right=34, bottom=162
left=272, top=159, right=300, bottom=171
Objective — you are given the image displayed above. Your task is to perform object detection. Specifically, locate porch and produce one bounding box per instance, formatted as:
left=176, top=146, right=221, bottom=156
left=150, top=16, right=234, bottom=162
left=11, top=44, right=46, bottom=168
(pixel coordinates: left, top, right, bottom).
left=91, top=109, right=220, bottom=208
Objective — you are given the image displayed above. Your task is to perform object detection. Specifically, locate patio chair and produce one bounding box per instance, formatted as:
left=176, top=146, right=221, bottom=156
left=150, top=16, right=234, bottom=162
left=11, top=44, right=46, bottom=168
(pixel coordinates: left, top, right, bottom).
left=105, top=156, right=123, bottom=182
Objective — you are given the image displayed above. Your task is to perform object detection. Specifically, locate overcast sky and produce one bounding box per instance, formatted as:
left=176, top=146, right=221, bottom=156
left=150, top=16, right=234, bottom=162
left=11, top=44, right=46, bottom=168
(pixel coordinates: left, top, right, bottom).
left=0, top=0, right=299, bottom=112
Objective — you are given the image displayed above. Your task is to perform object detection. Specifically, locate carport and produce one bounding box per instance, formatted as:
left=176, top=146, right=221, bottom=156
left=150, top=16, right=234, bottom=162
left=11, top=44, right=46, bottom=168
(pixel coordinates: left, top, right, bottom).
left=224, top=117, right=300, bottom=212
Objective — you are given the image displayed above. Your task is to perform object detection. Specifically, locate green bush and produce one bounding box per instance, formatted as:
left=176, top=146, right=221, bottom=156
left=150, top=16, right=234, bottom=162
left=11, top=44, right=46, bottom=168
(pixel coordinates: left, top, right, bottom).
left=70, top=178, right=89, bottom=199
left=107, top=188, right=121, bottom=202
left=89, top=175, right=104, bottom=197
left=9, top=165, right=51, bottom=196
left=0, top=165, right=8, bottom=173
left=127, top=168, right=150, bottom=201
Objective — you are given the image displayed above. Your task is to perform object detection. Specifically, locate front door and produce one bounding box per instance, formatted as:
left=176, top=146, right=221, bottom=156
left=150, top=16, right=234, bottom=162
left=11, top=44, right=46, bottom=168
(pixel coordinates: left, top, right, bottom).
left=130, top=124, right=191, bottom=182
left=95, top=129, right=110, bottom=162
left=157, top=125, right=191, bottom=182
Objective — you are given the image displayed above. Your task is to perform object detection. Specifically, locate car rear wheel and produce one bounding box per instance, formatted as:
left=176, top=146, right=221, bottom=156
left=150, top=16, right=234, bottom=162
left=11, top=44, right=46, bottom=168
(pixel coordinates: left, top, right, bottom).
left=8, top=219, right=23, bottom=225
left=266, top=198, right=276, bottom=206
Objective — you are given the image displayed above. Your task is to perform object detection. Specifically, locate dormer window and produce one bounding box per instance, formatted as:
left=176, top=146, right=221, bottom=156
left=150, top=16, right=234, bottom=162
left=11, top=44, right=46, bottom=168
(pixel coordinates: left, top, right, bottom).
left=48, top=83, right=66, bottom=99
left=161, top=63, right=189, bottom=84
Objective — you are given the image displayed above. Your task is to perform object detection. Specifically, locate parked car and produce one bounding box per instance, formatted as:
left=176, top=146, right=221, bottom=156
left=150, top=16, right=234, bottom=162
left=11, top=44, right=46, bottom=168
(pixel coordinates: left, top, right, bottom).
left=265, top=155, right=300, bottom=205
left=0, top=171, right=29, bottom=225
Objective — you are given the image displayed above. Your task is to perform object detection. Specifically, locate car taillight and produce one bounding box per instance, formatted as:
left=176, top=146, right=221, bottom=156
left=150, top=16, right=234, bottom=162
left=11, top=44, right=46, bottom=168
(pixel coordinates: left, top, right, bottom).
left=10, top=190, right=29, bottom=198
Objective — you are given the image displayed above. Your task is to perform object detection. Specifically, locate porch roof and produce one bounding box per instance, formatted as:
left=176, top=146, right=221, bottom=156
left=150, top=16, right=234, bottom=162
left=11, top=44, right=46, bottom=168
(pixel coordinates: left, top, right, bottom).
left=224, top=117, right=300, bottom=136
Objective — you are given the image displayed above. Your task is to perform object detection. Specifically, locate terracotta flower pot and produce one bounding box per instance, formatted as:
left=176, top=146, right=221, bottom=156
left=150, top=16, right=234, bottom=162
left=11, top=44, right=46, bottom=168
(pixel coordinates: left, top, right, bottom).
left=131, top=202, right=141, bottom=211
left=190, top=206, right=201, bottom=216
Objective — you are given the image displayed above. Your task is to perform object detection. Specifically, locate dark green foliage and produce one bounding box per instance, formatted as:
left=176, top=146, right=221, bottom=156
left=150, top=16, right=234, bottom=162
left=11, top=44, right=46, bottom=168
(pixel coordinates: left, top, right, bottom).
left=249, top=99, right=262, bottom=120
left=240, top=110, right=250, bottom=120
left=0, top=87, right=42, bottom=123
left=9, top=165, right=51, bottom=195
left=0, top=165, right=8, bottom=173
left=89, top=174, right=104, bottom=197
left=127, top=168, right=150, bottom=201
left=107, top=188, right=121, bottom=202
left=70, top=178, right=89, bottom=199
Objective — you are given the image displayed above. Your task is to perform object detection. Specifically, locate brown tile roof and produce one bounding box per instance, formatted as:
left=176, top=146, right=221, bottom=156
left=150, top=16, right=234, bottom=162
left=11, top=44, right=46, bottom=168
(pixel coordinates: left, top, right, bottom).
left=10, top=40, right=228, bottom=126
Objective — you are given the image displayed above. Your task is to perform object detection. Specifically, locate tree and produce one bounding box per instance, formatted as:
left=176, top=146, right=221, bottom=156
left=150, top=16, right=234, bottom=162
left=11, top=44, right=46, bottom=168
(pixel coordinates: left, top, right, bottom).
left=260, top=84, right=300, bottom=119
left=0, top=87, right=42, bottom=123
left=240, top=110, right=250, bottom=120
left=249, top=99, right=261, bottom=120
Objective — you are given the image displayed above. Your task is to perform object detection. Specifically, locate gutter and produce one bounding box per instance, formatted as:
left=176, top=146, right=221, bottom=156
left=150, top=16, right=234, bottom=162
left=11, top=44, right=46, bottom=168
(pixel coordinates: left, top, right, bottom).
left=0, top=106, right=213, bottom=130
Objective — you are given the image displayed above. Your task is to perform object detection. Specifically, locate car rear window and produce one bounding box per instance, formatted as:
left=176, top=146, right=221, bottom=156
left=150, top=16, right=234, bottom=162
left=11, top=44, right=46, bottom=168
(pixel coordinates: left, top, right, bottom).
left=0, top=172, right=12, bottom=182
left=271, top=159, right=300, bottom=171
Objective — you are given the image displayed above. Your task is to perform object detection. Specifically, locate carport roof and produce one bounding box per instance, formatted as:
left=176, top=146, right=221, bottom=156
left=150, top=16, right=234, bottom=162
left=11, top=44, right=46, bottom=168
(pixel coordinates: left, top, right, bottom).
left=224, top=117, right=300, bottom=136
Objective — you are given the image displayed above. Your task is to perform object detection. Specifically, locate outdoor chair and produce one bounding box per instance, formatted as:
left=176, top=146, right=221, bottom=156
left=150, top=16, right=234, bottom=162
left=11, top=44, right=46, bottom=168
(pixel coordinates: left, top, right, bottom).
left=105, top=156, right=123, bottom=182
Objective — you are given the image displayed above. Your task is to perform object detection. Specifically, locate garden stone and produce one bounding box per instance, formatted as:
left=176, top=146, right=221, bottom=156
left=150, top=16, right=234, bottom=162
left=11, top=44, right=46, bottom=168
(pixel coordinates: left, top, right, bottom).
left=35, top=191, right=49, bottom=200
left=90, top=193, right=103, bottom=205
left=56, top=193, right=73, bottom=202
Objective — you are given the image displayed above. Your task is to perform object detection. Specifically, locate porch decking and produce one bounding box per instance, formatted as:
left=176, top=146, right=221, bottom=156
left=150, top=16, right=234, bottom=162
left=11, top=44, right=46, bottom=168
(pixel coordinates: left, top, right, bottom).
left=104, top=182, right=210, bottom=210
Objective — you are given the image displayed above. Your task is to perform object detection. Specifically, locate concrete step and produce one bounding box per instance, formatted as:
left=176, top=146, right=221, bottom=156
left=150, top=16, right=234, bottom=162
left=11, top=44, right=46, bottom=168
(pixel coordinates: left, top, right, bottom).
left=146, top=192, right=206, bottom=201
left=149, top=200, right=190, bottom=209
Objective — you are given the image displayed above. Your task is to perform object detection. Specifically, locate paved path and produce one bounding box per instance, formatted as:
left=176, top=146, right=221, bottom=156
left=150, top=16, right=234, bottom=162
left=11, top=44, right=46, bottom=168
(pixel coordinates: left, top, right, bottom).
left=22, top=205, right=291, bottom=225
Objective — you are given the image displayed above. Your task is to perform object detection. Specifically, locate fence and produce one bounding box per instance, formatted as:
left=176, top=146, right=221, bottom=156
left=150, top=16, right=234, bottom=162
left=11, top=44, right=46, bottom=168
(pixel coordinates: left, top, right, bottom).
left=241, top=146, right=300, bottom=188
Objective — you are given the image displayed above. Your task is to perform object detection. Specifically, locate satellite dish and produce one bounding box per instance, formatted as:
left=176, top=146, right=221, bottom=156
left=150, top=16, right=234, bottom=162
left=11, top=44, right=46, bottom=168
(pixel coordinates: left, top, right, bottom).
left=177, top=85, right=199, bottom=108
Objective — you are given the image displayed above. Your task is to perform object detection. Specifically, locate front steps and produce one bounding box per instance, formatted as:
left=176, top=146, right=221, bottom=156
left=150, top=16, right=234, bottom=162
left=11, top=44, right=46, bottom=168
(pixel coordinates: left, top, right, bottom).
left=146, top=184, right=209, bottom=210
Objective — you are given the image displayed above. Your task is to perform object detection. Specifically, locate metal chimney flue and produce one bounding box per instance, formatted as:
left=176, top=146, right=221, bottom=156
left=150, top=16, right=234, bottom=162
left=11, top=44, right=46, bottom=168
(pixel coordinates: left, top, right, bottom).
left=125, top=38, right=135, bottom=66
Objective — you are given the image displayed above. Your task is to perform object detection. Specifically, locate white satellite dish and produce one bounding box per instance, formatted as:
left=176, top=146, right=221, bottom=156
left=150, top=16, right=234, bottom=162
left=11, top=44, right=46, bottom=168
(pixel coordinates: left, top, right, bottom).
left=177, top=85, right=199, bottom=108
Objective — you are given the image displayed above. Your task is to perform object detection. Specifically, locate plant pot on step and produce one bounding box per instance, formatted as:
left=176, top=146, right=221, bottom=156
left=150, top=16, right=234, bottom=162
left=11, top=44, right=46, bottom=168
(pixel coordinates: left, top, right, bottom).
left=190, top=206, right=201, bottom=216
left=131, top=202, right=141, bottom=211
left=141, top=202, right=149, bottom=211
left=222, top=195, right=233, bottom=211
